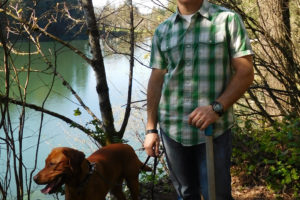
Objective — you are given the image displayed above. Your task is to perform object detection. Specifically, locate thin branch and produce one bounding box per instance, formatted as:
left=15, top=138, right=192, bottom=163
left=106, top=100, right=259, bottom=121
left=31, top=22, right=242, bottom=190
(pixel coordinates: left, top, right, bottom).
left=0, top=8, right=91, bottom=65
left=55, top=71, right=103, bottom=126
left=0, top=0, right=8, bottom=8
left=118, top=0, right=134, bottom=137
left=0, top=95, right=94, bottom=135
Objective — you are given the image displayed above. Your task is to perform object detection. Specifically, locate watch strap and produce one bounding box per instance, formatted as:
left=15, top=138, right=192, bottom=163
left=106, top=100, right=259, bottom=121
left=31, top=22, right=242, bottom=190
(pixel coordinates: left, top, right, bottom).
left=146, top=129, right=159, bottom=134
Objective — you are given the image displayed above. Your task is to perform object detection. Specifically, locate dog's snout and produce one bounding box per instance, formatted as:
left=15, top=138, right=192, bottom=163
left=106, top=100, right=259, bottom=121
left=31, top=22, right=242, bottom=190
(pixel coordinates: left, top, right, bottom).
left=33, top=174, right=39, bottom=183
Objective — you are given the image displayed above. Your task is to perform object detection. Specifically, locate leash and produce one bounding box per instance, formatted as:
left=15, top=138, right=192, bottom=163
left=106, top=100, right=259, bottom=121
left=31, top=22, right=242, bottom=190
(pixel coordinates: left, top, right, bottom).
left=141, top=155, right=151, bottom=171
left=141, top=154, right=160, bottom=200
left=151, top=156, right=158, bottom=200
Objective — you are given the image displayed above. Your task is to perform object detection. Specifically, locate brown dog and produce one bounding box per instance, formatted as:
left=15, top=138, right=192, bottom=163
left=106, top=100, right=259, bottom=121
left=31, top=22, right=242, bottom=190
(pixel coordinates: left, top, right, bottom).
left=34, top=143, right=151, bottom=200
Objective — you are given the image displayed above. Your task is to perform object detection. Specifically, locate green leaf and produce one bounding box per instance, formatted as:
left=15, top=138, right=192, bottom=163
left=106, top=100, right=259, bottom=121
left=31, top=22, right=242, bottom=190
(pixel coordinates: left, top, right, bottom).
left=74, top=108, right=82, bottom=116
left=287, top=131, right=293, bottom=140
left=285, top=174, right=292, bottom=184
left=291, top=169, right=299, bottom=180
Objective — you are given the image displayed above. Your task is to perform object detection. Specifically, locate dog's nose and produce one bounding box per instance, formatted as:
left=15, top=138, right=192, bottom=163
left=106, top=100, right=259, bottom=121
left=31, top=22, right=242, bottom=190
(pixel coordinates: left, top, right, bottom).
left=33, top=174, right=39, bottom=183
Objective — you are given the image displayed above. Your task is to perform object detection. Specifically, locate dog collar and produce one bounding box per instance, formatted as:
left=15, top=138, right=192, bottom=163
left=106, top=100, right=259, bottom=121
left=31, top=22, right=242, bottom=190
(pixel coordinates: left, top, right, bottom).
left=78, top=160, right=96, bottom=188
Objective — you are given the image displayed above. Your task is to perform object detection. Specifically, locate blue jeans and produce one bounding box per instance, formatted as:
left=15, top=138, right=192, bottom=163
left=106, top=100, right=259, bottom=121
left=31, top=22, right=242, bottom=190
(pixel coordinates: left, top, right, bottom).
left=160, top=129, right=234, bottom=200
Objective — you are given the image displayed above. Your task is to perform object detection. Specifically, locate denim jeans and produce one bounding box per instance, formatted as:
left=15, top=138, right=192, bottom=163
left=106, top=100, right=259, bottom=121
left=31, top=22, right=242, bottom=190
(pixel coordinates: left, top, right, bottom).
left=160, top=128, right=234, bottom=200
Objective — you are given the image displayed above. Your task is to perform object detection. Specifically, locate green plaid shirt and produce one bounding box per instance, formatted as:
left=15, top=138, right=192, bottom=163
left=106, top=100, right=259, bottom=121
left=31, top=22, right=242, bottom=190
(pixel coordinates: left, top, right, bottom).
left=149, top=0, right=253, bottom=146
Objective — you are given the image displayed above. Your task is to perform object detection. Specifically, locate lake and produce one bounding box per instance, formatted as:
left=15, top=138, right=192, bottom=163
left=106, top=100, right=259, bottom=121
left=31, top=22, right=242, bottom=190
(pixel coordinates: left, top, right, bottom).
left=0, top=39, right=152, bottom=199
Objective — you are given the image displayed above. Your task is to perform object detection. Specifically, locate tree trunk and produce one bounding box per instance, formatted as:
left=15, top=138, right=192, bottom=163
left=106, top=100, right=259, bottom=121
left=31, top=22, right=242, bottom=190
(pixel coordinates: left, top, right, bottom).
left=257, top=0, right=299, bottom=115
left=80, top=0, right=116, bottom=145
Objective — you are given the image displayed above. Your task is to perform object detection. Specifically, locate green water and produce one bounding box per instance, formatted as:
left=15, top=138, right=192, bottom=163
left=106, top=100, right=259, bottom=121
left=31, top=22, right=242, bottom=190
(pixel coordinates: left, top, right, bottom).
left=0, top=40, right=151, bottom=199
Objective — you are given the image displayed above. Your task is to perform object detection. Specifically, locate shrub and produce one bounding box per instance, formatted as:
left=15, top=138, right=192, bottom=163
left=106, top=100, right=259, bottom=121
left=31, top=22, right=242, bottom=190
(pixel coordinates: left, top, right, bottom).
left=232, top=116, right=300, bottom=198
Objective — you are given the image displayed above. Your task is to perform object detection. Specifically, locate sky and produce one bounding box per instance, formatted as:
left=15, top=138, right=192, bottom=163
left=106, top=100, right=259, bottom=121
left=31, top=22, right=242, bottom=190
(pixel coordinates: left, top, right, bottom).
left=92, top=0, right=166, bottom=13
left=92, top=0, right=124, bottom=7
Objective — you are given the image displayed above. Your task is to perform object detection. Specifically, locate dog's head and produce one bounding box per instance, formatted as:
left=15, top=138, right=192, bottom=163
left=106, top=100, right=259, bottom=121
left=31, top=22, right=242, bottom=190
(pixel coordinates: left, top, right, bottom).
left=33, top=147, right=85, bottom=194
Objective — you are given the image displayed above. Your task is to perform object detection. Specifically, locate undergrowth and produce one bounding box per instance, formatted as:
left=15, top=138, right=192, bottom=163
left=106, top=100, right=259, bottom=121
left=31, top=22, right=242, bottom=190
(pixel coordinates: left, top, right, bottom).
left=232, top=116, right=300, bottom=199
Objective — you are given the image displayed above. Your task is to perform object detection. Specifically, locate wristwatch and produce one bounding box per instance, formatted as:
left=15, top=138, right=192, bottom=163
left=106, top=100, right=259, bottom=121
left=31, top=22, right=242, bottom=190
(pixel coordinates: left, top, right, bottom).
left=146, top=129, right=158, bottom=135
left=210, top=101, right=224, bottom=116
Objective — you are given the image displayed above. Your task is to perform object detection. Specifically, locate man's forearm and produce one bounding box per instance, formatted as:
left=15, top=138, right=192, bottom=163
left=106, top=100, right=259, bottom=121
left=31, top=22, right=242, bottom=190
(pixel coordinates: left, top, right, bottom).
left=217, top=56, right=254, bottom=111
left=146, top=69, right=166, bottom=130
left=188, top=56, right=253, bottom=130
left=144, top=69, right=165, bottom=157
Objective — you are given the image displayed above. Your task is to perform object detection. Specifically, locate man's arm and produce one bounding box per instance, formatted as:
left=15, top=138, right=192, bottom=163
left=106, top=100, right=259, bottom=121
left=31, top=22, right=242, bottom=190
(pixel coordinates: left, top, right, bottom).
left=216, top=55, right=254, bottom=111
left=188, top=55, right=254, bottom=130
left=144, top=68, right=167, bottom=157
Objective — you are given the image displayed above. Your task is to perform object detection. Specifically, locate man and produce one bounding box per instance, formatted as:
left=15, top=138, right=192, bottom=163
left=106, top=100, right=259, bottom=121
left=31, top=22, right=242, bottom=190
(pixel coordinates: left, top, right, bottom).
left=144, top=0, right=254, bottom=199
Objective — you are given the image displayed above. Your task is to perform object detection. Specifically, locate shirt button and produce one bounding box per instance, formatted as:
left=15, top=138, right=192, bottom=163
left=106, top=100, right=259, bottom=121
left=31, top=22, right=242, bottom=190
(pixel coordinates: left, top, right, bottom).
left=186, top=60, right=192, bottom=66
left=185, top=97, right=192, bottom=102
left=186, top=81, right=192, bottom=86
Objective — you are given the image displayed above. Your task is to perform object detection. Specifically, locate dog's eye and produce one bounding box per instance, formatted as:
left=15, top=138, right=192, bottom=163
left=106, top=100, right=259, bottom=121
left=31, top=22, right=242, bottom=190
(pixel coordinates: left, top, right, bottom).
left=48, top=162, right=56, bottom=167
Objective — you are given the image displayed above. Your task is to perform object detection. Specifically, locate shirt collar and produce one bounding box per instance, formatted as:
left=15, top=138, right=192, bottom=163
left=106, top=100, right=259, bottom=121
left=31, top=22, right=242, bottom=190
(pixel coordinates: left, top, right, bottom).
left=171, top=0, right=211, bottom=23
left=198, top=0, right=210, bottom=19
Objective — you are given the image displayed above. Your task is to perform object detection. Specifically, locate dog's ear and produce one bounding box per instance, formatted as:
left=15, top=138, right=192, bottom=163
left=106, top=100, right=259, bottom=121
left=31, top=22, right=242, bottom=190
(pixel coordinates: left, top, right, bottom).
left=63, top=148, right=85, bottom=173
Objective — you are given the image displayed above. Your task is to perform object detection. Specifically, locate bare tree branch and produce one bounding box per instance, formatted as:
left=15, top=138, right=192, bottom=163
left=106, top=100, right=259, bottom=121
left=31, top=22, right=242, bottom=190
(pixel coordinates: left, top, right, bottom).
left=118, top=0, right=135, bottom=137
left=0, top=95, right=94, bottom=136
left=0, top=8, right=91, bottom=65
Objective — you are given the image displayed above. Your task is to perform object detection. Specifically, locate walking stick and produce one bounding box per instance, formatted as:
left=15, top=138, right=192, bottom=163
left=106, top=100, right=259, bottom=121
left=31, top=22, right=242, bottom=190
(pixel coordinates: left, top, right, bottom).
left=205, top=125, right=216, bottom=200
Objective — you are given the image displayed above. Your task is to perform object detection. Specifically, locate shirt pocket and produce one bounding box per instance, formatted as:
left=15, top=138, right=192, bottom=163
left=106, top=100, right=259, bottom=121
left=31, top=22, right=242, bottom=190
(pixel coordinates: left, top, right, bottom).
left=196, top=34, right=227, bottom=60
left=160, top=39, right=183, bottom=67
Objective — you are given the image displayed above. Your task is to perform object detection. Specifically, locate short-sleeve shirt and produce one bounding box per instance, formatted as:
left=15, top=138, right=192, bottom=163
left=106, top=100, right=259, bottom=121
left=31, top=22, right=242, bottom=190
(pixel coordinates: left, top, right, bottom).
left=150, top=0, right=254, bottom=146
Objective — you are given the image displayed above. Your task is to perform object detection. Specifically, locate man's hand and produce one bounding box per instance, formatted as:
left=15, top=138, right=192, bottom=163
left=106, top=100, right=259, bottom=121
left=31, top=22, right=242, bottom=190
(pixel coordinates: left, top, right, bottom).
left=188, top=55, right=253, bottom=131
left=145, top=68, right=166, bottom=157
left=144, top=133, right=160, bottom=157
left=188, top=105, right=219, bottom=130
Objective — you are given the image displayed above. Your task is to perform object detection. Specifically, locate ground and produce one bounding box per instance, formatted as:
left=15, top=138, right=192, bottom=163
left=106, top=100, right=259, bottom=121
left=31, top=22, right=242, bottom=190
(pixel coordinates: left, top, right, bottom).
left=231, top=176, right=277, bottom=200
left=139, top=175, right=294, bottom=200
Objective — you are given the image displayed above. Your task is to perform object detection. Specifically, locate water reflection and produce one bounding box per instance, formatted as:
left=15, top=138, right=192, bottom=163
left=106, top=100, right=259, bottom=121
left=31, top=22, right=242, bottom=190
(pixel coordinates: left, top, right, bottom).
left=0, top=39, right=151, bottom=199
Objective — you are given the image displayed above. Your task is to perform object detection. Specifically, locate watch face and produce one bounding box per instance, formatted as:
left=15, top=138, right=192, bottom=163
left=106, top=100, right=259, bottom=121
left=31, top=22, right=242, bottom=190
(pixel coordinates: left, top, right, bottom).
left=212, top=102, right=224, bottom=116
left=214, top=103, right=222, bottom=112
